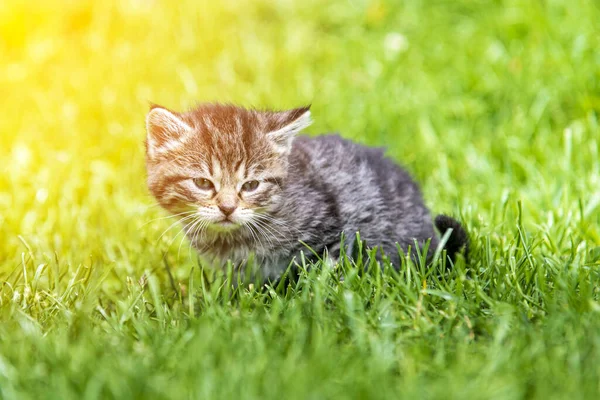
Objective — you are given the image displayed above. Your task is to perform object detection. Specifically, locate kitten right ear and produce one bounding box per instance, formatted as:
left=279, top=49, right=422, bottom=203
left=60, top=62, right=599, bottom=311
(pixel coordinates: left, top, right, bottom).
left=146, top=105, right=192, bottom=158
left=267, top=106, right=312, bottom=155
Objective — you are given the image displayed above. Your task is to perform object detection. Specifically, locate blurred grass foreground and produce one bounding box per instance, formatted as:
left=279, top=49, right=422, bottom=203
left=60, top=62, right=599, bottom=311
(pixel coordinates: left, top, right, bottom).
left=1, top=0, right=600, bottom=399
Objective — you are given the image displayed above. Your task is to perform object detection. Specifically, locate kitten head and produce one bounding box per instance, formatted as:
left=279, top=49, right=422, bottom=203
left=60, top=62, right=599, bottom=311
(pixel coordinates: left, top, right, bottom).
left=145, top=103, right=311, bottom=233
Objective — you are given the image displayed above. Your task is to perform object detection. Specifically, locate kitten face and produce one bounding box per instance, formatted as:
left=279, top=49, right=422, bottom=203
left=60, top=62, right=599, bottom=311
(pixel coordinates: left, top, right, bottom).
left=145, top=103, right=311, bottom=235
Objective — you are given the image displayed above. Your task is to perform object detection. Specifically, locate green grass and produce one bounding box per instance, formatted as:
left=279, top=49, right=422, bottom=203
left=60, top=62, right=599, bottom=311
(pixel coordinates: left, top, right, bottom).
left=1, top=0, right=600, bottom=398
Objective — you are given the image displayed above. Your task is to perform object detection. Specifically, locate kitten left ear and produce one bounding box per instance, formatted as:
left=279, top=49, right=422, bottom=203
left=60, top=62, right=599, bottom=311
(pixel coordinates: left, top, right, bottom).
left=267, top=106, right=312, bottom=154
left=146, top=105, right=193, bottom=159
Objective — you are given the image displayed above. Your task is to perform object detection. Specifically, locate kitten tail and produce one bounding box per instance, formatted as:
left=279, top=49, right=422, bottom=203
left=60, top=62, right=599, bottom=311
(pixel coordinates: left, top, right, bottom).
left=434, top=215, right=470, bottom=263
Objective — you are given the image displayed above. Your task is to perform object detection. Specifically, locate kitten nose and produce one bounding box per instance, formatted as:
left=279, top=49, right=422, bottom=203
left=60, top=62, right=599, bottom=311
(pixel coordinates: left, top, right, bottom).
left=218, top=203, right=237, bottom=216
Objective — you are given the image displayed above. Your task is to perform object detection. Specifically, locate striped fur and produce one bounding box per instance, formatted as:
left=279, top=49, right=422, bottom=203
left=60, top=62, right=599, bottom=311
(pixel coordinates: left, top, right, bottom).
left=145, top=103, right=468, bottom=280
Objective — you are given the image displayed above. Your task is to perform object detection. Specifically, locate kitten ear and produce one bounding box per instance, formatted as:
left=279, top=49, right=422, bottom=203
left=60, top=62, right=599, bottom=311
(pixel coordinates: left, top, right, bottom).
left=146, top=105, right=193, bottom=158
left=267, top=106, right=312, bottom=154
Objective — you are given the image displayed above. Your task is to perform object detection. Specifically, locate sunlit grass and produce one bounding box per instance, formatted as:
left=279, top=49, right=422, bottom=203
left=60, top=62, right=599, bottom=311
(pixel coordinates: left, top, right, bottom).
left=1, top=0, right=600, bottom=398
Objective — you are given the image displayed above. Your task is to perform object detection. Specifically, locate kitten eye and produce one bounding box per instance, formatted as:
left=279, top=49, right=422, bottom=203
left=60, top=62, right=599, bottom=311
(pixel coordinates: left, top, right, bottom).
left=241, top=180, right=259, bottom=192
left=193, top=178, right=214, bottom=191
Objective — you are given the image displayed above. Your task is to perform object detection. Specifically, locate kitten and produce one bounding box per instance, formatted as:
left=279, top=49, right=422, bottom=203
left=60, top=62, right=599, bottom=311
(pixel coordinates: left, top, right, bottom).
left=145, top=103, right=468, bottom=280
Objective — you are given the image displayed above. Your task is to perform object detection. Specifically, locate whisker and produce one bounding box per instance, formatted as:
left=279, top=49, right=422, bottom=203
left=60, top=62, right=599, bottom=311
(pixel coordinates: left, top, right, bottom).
left=188, top=220, right=209, bottom=260
left=191, top=219, right=209, bottom=251
left=252, top=219, right=285, bottom=245
left=167, top=216, right=198, bottom=254
left=178, top=217, right=202, bottom=259
left=158, top=214, right=197, bottom=245
left=252, top=213, right=301, bottom=236
left=248, top=213, right=290, bottom=239
left=247, top=221, right=267, bottom=250
left=141, top=210, right=196, bottom=229
left=250, top=220, right=279, bottom=249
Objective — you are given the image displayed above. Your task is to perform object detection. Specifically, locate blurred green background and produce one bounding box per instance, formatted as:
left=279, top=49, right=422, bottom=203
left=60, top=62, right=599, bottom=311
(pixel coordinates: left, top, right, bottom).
left=1, top=0, right=599, bottom=263
left=1, top=0, right=599, bottom=398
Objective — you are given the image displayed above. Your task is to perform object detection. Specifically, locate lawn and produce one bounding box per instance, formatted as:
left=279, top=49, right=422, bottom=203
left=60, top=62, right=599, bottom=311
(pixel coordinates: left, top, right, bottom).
left=1, top=0, right=600, bottom=398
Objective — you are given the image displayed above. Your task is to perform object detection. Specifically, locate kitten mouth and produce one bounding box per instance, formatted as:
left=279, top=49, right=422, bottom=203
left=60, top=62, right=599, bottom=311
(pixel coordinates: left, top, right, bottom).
left=210, top=219, right=240, bottom=231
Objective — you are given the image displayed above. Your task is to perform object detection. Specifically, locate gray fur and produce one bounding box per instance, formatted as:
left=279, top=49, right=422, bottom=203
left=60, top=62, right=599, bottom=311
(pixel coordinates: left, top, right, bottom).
left=229, top=134, right=440, bottom=279
left=146, top=104, right=468, bottom=281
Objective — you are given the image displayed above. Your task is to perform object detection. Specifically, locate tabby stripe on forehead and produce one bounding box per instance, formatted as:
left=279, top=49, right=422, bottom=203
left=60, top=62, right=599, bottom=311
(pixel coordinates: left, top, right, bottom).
left=234, top=158, right=245, bottom=175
